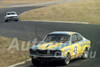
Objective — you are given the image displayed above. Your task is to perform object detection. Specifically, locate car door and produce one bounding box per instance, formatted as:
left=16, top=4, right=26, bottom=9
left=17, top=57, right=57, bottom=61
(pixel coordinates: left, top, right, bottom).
left=71, top=34, right=79, bottom=58
left=76, top=34, right=84, bottom=54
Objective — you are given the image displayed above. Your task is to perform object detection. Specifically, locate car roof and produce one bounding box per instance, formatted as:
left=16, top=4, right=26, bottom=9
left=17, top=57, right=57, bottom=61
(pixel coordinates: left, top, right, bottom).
left=49, top=31, right=77, bottom=35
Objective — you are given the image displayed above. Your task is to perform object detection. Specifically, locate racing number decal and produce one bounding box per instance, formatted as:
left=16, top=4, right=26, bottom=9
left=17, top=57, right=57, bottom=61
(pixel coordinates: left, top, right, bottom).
left=73, top=46, right=77, bottom=55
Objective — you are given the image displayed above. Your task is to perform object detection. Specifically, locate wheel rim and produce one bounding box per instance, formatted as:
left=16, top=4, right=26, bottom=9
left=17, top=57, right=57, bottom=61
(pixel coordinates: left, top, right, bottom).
left=65, top=54, right=70, bottom=64
left=83, top=51, right=88, bottom=58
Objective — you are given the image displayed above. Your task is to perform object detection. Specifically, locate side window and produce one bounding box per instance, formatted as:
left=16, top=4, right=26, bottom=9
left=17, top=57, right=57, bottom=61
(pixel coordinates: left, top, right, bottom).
left=76, top=34, right=83, bottom=41
left=72, top=34, right=77, bottom=43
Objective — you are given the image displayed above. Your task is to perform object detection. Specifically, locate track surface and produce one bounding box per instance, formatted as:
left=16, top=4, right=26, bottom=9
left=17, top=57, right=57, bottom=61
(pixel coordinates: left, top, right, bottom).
left=0, top=0, right=100, bottom=67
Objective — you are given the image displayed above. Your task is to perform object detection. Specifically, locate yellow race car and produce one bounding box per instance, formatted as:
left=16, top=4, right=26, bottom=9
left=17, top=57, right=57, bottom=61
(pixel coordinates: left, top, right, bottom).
left=29, top=31, right=91, bottom=65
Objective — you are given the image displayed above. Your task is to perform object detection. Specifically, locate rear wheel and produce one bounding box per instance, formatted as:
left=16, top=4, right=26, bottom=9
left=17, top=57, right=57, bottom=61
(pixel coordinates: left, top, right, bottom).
left=15, top=19, right=18, bottom=22
left=62, top=53, right=70, bottom=65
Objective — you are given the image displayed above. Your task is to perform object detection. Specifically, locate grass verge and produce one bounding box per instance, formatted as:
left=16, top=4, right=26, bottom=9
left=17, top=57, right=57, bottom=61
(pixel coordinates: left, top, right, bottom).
left=0, top=36, right=32, bottom=67
left=0, top=0, right=59, bottom=5
left=20, top=0, right=100, bottom=25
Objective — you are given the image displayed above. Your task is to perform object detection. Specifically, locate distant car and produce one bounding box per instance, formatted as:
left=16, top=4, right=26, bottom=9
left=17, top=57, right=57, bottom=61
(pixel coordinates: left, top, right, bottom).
left=5, top=11, right=18, bottom=22
left=29, top=31, right=91, bottom=65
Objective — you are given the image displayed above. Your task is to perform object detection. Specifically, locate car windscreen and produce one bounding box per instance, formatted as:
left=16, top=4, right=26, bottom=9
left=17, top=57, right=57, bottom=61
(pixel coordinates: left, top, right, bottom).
left=7, top=12, right=16, bottom=15
left=44, top=34, right=70, bottom=43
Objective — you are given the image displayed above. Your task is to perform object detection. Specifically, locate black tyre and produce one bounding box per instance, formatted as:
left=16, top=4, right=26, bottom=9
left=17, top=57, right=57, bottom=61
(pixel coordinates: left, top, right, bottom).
left=62, top=53, right=70, bottom=65
left=32, top=59, right=41, bottom=66
left=82, top=48, right=89, bottom=59
left=5, top=20, right=8, bottom=22
left=15, top=19, right=18, bottom=22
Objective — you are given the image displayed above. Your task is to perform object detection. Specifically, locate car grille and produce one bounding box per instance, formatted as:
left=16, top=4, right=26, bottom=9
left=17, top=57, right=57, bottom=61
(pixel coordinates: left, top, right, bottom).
left=37, top=50, right=61, bottom=55
left=30, top=49, right=61, bottom=55
left=8, top=16, right=17, bottom=18
left=37, top=50, right=47, bottom=54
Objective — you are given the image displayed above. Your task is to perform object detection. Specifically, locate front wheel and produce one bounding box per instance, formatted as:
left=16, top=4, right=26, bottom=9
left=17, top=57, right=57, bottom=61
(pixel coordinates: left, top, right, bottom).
left=62, top=53, right=70, bottom=65
left=5, top=20, right=8, bottom=22
left=82, top=48, right=89, bottom=59
left=32, top=59, right=41, bottom=66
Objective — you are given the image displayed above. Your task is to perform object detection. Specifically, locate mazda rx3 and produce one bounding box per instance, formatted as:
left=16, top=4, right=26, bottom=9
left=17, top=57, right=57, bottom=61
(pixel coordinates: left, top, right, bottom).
left=29, top=31, right=91, bottom=65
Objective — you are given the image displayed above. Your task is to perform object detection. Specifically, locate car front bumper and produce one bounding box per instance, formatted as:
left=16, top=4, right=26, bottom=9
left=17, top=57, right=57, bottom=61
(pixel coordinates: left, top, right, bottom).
left=5, top=17, right=18, bottom=21
left=30, top=54, right=65, bottom=61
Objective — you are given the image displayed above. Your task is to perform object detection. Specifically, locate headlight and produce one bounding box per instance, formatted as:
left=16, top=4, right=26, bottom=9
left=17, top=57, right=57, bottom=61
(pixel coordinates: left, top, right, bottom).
left=54, top=50, right=61, bottom=56
left=29, top=49, right=37, bottom=54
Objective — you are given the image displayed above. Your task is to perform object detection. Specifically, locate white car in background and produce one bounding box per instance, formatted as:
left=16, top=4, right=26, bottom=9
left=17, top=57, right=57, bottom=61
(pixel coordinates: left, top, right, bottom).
left=5, top=11, right=18, bottom=22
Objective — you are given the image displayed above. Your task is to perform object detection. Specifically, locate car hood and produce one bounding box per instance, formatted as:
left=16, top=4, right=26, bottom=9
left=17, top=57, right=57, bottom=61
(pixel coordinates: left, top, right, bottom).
left=31, top=42, right=69, bottom=50
left=6, top=15, right=17, bottom=17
